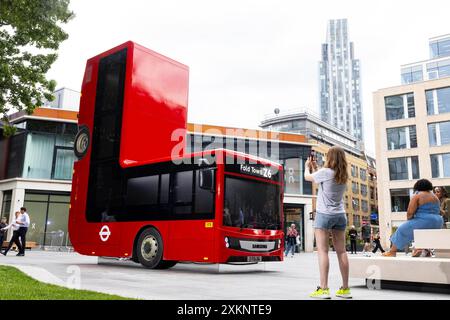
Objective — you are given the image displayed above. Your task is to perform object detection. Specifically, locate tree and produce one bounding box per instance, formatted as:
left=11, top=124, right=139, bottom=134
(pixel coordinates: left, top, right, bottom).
left=0, top=0, right=74, bottom=136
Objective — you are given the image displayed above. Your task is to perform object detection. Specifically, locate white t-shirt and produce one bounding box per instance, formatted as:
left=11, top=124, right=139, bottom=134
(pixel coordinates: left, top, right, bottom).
left=311, top=168, right=347, bottom=215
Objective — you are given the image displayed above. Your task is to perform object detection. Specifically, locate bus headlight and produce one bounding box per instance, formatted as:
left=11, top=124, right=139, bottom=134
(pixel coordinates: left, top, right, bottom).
left=277, top=240, right=281, bottom=249
left=225, top=237, right=229, bottom=248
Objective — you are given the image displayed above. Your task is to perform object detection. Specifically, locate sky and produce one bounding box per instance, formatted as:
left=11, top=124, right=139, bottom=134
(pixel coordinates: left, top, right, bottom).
left=46, top=0, right=450, bottom=155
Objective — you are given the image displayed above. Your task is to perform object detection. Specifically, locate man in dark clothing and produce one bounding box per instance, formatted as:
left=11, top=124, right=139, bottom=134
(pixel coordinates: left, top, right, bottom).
left=348, top=225, right=358, bottom=254
left=372, top=232, right=385, bottom=254
left=361, top=222, right=372, bottom=256
left=0, top=217, right=7, bottom=251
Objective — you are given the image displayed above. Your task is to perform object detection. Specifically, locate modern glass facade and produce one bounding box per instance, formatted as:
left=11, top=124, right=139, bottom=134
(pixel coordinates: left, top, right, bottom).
left=319, top=19, right=363, bottom=141
left=0, top=120, right=77, bottom=181
left=430, top=37, right=450, bottom=59
left=22, top=192, right=71, bottom=247
left=401, top=35, right=450, bottom=84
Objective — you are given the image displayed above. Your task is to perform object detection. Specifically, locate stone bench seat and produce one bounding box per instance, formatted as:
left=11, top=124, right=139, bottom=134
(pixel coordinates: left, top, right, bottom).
left=413, top=229, right=450, bottom=258
left=349, top=255, right=450, bottom=292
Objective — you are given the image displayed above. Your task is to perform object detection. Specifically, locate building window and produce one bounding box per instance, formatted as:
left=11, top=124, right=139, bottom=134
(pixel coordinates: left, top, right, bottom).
left=370, top=187, right=375, bottom=200
left=426, top=59, right=450, bottom=80
left=22, top=133, right=76, bottom=181
left=353, top=214, right=361, bottom=227
left=430, top=38, right=450, bottom=59
left=23, top=192, right=71, bottom=247
left=352, top=198, right=359, bottom=211
left=426, top=87, right=450, bottom=115
left=352, top=181, right=359, bottom=194
left=282, top=158, right=303, bottom=195
left=428, top=121, right=450, bottom=146
left=386, top=126, right=417, bottom=150
left=391, top=189, right=412, bottom=212
left=431, top=153, right=450, bottom=178
left=0, top=191, right=12, bottom=223
left=361, top=184, right=368, bottom=197
left=388, top=156, right=419, bottom=180
left=384, top=93, right=415, bottom=120
left=401, top=66, right=423, bottom=84
left=361, top=200, right=368, bottom=213
left=351, top=165, right=358, bottom=178
left=359, top=168, right=367, bottom=181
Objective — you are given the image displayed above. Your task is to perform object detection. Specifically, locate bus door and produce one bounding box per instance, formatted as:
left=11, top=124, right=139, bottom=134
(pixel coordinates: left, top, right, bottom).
left=167, top=168, right=216, bottom=262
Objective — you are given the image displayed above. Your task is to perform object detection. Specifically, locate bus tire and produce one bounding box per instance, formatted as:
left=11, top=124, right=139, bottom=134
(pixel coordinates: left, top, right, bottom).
left=136, top=227, right=165, bottom=269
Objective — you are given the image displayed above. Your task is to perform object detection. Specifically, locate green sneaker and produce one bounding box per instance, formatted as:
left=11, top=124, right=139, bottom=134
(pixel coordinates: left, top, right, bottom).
left=309, top=286, right=331, bottom=299
left=335, top=287, right=352, bottom=299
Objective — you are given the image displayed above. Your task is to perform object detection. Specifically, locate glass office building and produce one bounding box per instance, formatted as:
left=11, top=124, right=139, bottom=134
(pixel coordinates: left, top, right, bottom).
left=401, top=34, right=450, bottom=84
left=319, top=19, right=363, bottom=141
left=0, top=107, right=78, bottom=248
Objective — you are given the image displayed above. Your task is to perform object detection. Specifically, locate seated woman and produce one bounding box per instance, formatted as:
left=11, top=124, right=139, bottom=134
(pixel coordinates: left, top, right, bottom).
left=383, top=179, right=443, bottom=257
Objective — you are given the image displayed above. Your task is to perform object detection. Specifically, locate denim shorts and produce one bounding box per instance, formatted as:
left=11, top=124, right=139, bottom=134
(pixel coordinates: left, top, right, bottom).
left=314, top=212, right=347, bottom=230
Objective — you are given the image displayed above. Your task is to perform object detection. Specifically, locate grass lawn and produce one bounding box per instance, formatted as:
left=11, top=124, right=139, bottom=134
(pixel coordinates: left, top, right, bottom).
left=0, top=265, right=133, bottom=300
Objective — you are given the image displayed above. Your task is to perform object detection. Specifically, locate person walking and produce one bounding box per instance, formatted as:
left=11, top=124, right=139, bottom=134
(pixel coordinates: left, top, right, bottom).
left=361, top=221, right=372, bottom=257
left=434, top=186, right=450, bottom=227
left=372, top=232, right=385, bottom=254
left=305, top=146, right=352, bottom=299
left=383, top=179, right=443, bottom=257
left=285, top=224, right=298, bottom=258
left=15, top=207, right=30, bottom=256
left=1, top=212, right=23, bottom=256
left=348, top=225, right=358, bottom=254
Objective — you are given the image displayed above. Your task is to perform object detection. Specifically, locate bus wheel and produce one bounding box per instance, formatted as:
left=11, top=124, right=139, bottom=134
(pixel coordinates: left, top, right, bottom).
left=136, top=228, right=164, bottom=269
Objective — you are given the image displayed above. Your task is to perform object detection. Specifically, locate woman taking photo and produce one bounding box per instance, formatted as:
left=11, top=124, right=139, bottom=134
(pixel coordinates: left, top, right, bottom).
left=304, top=146, right=351, bottom=299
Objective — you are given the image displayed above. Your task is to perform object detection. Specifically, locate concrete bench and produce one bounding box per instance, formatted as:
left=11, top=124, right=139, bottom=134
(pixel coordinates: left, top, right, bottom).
left=413, top=229, right=450, bottom=258
left=349, top=255, right=450, bottom=293
left=1, top=241, right=38, bottom=250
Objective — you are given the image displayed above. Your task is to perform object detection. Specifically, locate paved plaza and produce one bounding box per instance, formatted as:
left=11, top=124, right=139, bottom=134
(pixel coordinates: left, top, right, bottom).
left=0, top=250, right=449, bottom=300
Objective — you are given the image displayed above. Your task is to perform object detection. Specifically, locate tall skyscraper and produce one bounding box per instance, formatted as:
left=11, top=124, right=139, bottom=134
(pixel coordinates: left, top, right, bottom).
left=319, top=19, right=363, bottom=141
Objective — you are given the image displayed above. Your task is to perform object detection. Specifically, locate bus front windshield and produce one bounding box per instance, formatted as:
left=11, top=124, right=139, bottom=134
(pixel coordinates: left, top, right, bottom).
left=223, top=176, right=281, bottom=230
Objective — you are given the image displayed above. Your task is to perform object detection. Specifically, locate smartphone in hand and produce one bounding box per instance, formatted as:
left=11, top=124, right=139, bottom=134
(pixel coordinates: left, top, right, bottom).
left=309, top=150, right=316, bottom=161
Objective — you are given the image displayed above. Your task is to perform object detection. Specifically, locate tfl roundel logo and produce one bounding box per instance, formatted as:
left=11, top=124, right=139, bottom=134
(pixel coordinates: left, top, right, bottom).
left=99, top=225, right=111, bottom=242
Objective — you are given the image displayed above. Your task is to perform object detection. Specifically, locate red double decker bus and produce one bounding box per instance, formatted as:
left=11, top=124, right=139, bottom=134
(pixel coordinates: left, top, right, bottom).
left=69, top=41, right=284, bottom=269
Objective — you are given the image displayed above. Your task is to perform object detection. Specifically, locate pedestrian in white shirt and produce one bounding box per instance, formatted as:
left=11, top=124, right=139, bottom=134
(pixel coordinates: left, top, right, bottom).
left=1, top=211, right=23, bottom=256
left=15, top=207, right=30, bottom=256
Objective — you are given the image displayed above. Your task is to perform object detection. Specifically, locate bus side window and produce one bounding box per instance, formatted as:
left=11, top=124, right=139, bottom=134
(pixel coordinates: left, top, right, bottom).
left=160, top=173, right=170, bottom=204
left=195, top=169, right=215, bottom=214
left=173, top=170, right=193, bottom=214
left=126, top=175, right=159, bottom=206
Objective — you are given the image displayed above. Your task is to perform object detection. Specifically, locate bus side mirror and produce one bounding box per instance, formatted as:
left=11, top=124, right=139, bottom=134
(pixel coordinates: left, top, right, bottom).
left=199, top=169, right=214, bottom=191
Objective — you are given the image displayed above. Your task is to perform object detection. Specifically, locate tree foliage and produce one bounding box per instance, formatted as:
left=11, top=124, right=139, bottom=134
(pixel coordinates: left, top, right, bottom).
left=0, top=0, right=74, bottom=136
